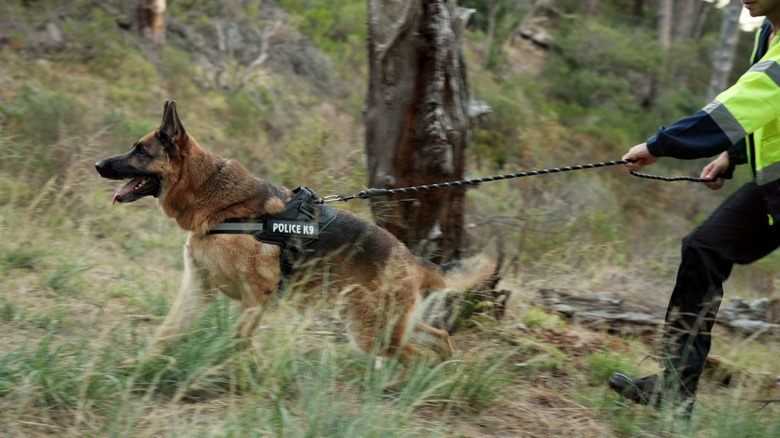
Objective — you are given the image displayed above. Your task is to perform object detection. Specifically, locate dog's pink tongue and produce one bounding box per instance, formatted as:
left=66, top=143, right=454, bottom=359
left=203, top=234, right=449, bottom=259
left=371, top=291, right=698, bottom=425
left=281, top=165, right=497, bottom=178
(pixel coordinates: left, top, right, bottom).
left=113, top=178, right=143, bottom=204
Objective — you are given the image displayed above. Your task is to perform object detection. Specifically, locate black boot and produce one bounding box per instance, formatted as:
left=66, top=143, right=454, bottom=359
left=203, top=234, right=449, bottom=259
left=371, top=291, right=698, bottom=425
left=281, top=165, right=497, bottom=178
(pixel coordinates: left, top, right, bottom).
left=608, top=372, right=696, bottom=413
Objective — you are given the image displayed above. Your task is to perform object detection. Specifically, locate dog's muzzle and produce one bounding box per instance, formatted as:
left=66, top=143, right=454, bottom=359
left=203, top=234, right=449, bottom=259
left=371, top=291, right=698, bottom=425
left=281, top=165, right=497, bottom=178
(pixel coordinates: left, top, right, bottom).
left=95, top=159, right=162, bottom=203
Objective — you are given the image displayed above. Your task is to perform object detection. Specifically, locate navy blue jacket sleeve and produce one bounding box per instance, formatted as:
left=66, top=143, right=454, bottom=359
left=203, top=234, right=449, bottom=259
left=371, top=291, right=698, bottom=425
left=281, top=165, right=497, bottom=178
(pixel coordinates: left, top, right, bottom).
left=645, top=110, right=737, bottom=159
left=728, top=138, right=748, bottom=165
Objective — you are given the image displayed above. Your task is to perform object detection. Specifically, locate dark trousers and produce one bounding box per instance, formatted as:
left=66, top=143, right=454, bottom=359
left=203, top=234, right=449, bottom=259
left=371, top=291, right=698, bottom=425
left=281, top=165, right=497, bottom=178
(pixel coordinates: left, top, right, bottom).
left=664, top=181, right=780, bottom=384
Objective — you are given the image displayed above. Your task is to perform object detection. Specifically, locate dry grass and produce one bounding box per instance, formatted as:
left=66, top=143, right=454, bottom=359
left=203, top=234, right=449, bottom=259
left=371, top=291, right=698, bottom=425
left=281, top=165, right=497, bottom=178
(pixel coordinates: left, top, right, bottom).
left=1, top=141, right=780, bottom=437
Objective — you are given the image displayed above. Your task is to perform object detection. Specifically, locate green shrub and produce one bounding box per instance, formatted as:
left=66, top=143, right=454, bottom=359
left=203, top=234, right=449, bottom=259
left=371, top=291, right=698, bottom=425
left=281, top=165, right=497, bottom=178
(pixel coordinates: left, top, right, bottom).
left=2, top=84, right=86, bottom=153
left=0, top=86, right=90, bottom=201
left=101, top=110, right=158, bottom=148
left=2, top=240, right=47, bottom=272
left=546, top=22, right=663, bottom=130
left=225, top=89, right=273, bottom=140
left=276, top=0, right=367, bottom=78
left=159, top=47, right=201, bottom=102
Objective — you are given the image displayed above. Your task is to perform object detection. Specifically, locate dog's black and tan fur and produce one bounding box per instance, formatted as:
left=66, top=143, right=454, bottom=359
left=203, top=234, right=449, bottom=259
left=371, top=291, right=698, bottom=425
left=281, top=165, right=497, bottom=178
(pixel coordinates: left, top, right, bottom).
left=96, top=101, right=495, bottom=362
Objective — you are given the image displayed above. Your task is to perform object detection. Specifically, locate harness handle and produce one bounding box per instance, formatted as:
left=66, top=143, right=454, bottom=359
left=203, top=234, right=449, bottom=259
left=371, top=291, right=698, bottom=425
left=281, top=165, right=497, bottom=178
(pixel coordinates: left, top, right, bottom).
left=321, top=159, right=716, bottom=203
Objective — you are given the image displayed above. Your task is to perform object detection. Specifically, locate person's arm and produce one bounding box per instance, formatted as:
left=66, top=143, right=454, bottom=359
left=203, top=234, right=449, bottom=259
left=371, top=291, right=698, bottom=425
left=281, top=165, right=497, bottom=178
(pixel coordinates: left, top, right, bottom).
left=644, top=36, right=780, bottom=161
left=645, top=110, right=734, bottom=160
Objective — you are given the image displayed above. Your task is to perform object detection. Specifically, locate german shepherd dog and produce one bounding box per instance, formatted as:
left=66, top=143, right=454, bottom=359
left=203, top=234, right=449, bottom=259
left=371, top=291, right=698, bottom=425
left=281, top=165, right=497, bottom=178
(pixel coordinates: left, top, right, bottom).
left=96, top=101, right=495, bottom=362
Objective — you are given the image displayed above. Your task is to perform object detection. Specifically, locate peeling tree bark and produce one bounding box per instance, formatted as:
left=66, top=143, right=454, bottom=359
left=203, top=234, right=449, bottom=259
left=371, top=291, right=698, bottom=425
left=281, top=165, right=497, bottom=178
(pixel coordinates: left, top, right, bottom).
left=137, top=0, right=166, bottom=44
left=365, top=0, right=478, bottom=261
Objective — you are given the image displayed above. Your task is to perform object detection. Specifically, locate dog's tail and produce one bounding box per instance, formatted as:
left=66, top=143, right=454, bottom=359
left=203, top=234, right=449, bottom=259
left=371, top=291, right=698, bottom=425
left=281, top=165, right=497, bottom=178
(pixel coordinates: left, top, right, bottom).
left=420, top=252, right=496, bottom=292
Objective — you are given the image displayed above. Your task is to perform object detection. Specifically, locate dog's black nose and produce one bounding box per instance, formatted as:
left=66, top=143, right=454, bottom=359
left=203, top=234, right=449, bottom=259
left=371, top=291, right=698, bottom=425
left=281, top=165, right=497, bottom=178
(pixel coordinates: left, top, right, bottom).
left=95, top=160, right=109, bottom=175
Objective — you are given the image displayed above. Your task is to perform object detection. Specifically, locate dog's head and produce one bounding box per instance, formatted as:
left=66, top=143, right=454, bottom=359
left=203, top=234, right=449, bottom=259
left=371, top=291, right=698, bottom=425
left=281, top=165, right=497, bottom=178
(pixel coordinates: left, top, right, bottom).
left=96, top=100, right=187, bottom=204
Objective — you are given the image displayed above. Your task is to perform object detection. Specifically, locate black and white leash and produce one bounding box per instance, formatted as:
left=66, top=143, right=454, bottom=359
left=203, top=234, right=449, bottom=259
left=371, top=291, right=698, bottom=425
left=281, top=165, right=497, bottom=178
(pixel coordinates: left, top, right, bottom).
left=321, top=159, right=714, bottom=203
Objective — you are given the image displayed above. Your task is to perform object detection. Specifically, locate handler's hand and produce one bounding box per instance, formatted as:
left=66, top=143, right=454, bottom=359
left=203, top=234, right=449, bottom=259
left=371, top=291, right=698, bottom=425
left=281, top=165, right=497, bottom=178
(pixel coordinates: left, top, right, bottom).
left=701, top=151, right=730, bottom=191
left=622, top=142, right=659, bottom=171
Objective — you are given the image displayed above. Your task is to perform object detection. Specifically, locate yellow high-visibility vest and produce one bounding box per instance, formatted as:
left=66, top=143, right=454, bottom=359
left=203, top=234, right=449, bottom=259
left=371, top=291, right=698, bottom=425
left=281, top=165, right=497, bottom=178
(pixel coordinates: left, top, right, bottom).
left=711, top=28, right=780, bottom=186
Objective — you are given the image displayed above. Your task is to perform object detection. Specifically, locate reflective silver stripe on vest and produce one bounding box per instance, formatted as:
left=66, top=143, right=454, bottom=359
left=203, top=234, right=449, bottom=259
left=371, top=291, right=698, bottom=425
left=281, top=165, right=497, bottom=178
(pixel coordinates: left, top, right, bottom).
left=748, top=60, right=780, bottom=185
left=703, top=100, right=746, bottom=144
left=748, top=60, right=780, bottom=88
left=757, top=160, right=780, bottom=185
left=210, top=222, right=265, bottom=233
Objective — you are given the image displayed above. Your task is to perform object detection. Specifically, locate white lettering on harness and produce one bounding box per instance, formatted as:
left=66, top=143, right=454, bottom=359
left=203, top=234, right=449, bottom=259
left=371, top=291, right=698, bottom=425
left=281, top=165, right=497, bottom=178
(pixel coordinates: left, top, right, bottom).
left=269, top=220, right=318, bottom=237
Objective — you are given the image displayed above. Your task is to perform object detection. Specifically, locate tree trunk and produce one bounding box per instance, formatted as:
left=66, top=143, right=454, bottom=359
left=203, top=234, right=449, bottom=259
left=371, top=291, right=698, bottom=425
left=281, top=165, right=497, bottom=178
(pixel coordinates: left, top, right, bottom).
left=657, top=0, right=672, bottom=51
left=706, top=0, right=743, bottom=102
left=136, top=0, right=166, bottom=43
left=365, top=0, right=479, bottom=261
left=693, top=0, right=713, bottom=41
left=672, top=0, right=698, bottom=43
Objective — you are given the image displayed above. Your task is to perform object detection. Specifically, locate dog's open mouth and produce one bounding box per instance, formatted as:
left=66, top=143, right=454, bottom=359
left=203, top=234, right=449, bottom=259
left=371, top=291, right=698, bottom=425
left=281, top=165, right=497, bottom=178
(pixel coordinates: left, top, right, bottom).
left=113, top=177, right=161, bottom=204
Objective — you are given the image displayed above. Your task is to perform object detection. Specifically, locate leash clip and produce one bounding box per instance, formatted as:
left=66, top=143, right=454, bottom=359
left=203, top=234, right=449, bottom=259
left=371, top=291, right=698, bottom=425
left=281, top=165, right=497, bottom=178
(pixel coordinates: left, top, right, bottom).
left=357, top=188, right=389, bottom=199
left=321, top=194, right=351, bottom=203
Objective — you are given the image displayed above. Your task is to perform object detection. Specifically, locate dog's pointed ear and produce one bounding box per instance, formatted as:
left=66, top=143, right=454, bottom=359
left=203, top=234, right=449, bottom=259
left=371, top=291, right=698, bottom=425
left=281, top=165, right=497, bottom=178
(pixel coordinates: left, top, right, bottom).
left=159, top=100, right=186, bottom=144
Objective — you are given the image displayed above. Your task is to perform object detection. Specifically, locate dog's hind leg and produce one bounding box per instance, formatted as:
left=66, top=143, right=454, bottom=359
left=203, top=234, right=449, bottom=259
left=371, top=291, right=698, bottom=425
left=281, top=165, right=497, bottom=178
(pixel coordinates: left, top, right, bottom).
left=154, top=248, right=216, bottom=351
left=393, top=323, right=441, bottom=364
left=416, top=321, right=454, bottom=359
left=347, top=301, right=438, bottom=365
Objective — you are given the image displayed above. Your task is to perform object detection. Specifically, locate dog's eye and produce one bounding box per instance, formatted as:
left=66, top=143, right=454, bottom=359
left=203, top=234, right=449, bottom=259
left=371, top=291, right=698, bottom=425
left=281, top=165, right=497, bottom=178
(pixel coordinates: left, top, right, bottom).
left=135, top=147, right=148, bottom=157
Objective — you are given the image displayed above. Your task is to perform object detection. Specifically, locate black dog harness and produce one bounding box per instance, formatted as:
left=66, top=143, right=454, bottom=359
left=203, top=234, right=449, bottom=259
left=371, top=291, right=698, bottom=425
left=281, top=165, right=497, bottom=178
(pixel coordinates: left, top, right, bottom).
left=207, top=186, right=337, bottom=276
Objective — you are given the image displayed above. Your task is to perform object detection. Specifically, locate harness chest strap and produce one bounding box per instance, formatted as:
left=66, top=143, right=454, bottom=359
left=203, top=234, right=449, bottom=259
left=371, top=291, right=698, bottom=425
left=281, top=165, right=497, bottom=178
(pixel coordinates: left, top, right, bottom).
left=207, top=186, right=337, bottom=275
left=208, top=219, right=321, bottom=244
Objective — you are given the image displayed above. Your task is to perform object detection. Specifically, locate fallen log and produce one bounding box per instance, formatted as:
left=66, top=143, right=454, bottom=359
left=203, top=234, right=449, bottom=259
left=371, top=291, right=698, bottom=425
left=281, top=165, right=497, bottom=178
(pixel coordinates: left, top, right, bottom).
left=536, top=289, right=664, bottom=337
left=536, top=289, right=780, bottom=337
